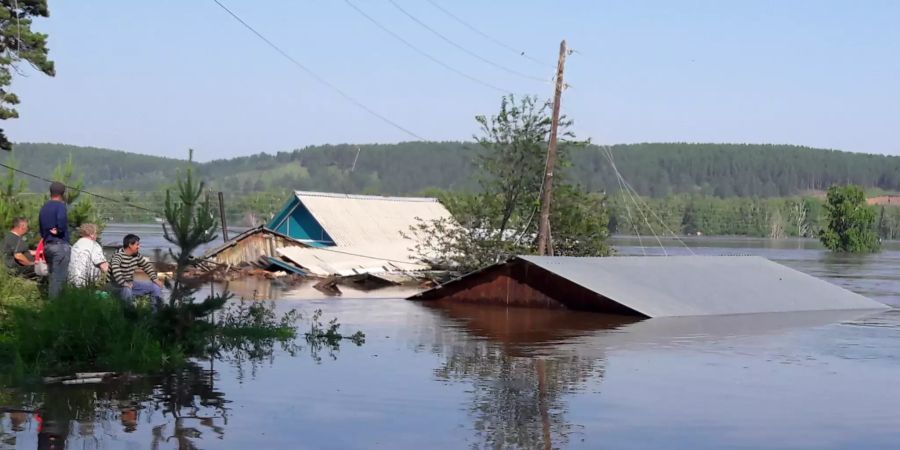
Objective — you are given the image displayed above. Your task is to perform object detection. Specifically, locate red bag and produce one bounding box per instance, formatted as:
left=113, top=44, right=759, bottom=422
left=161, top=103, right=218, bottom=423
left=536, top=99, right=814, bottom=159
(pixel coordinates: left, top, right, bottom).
left=34, top=239, right=48, bottom=277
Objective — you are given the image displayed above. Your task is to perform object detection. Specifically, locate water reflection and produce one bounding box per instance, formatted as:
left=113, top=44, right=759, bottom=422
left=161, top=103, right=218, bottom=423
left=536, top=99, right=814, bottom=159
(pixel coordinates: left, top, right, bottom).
left=417, top=302, right=887, bottom=450
left=423, top=303, right=638, bottom=449
left=0, top=362, right=225, bottom=449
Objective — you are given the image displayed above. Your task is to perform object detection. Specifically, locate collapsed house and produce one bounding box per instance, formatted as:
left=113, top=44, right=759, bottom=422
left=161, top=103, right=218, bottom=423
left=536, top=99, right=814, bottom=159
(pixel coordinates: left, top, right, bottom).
left=213, top=191, right=451, bottom=279
left=201, top=226, right=308, bottom=274
left=408, top=255, right=889, bottom=317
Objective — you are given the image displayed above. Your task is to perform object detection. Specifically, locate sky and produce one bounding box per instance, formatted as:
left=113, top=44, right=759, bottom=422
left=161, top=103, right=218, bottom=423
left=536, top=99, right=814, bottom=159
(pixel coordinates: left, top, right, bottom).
left=5, top=0, right=900, bottom=161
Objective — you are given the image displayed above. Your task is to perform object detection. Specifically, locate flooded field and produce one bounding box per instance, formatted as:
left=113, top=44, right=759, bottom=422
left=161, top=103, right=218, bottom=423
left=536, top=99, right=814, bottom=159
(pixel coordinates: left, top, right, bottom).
left=3, top=236, right=900, bottom=449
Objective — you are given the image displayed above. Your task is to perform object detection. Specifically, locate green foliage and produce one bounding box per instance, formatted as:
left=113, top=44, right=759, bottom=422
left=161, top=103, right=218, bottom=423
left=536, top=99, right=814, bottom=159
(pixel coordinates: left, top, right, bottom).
left=409, top=95, right=609, bottom=272
left=1, top=288, right=174, bottom=379
left=163, top=149, right=218, bottom=306
left=0, top=266, right=39, bottom=329
left=0, top=156, right=37, bottom=232
left=0, top=0, right=54, bottom=150
left=550, top=185, right=611, bottom=256
left=609, top=194, right=822, bottom=239
left=14, top=142, right=900, bottom=205
left=304, top=309, right=365, bottom=363
left=819, top=185, right=880, bottom=253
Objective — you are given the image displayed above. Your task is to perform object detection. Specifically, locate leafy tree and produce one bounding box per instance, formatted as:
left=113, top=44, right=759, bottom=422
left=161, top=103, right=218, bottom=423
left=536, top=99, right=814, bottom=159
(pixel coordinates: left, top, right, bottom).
left=0, top=0, right=54, bottom=150
left=410, top=95, right=609, bottom=272
left=819, top=185, right=879, bottom=253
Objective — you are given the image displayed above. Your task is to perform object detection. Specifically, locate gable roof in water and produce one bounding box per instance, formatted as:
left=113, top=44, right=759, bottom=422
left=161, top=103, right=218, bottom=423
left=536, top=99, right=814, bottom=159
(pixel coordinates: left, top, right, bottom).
left=288, top=191, right=452, bottom=247
left=409, top=255, right=888, bottom=318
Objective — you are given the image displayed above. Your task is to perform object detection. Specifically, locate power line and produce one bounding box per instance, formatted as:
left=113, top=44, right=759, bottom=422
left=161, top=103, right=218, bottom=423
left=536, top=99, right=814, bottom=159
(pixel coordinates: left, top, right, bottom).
left=0, top=161, right=164, bottom=215
left=342, top=0, right=509, bottom=94
left=209, top=0, right=425, bottom=141
left=425, top=0, right=552, bottom=68
left=387, top=0, right=550, bottom=84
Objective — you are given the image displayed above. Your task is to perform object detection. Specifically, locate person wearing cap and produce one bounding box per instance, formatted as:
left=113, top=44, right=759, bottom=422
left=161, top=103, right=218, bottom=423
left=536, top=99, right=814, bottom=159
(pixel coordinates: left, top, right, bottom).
left=38, top=181, right=71, bottom=298
left=67, top=223, right=109, bottom=288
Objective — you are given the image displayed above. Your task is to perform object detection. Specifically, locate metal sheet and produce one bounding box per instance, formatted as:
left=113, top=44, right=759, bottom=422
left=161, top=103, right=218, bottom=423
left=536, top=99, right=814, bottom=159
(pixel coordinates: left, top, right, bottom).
left=292, top=191, right=453, bottom=247
left=277, top=244, right=429, bottom=277
left=411, top=255, right=889, bottom=317
left=518, top=255, right=888, bottom=317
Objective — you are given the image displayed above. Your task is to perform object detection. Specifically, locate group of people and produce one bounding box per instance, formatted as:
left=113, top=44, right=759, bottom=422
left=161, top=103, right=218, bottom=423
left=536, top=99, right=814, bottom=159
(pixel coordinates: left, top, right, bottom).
left=1, top=181, right=164, bottom=305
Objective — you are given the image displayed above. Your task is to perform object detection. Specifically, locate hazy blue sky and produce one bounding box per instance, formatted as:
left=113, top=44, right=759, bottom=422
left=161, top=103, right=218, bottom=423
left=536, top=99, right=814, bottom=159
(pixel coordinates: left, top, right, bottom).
left=6, top=0, right=899, bottom=160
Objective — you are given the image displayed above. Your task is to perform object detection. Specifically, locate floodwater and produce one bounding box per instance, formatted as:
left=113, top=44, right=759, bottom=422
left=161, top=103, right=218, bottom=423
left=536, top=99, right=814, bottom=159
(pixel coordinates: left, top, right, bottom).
left=3, top=236, right=900, bottom=449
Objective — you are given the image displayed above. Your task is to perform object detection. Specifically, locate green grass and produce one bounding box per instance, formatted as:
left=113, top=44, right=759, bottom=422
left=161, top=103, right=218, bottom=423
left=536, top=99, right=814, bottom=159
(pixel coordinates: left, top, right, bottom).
left=1, top=287, right=178, bottom=379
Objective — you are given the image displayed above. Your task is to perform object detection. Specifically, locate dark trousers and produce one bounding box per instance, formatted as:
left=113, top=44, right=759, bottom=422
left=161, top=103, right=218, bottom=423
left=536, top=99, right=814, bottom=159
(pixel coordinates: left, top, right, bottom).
left=45, top=241, right=71, bottom=299
left=10, top=264, right=37, bottom=280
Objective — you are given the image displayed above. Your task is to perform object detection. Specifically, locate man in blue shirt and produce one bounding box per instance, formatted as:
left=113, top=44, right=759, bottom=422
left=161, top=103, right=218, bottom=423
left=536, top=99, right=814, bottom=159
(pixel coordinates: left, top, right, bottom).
left=39, top=181, right=70, bottom=298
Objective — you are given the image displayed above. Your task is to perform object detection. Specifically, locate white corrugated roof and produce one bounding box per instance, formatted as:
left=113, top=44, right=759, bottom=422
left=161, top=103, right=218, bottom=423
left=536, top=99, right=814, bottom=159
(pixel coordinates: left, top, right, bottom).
left=294, top=191, right=452, bottom=247
left=277, top=244, right=429, bottom=277
left=518, top=255, right=888, bottom=317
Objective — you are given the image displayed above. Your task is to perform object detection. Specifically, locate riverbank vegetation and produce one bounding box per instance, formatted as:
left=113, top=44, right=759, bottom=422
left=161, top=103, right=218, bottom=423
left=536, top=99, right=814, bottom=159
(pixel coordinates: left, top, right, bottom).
left=819, top=185, right=880, bottom=253
left=0, top=155, right=371, bottom=383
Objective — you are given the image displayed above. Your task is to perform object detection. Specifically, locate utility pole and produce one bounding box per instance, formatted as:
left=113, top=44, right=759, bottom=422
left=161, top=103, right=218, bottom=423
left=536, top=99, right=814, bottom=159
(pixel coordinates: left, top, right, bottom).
left=217, top=191, right=230, bottom=242
left=537, top=40, right=567, bottom=256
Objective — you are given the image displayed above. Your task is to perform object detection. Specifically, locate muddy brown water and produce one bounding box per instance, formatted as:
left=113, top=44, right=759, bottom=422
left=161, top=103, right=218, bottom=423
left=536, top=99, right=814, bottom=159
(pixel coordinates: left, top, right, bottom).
left=3, top=236, right=900, bottom=449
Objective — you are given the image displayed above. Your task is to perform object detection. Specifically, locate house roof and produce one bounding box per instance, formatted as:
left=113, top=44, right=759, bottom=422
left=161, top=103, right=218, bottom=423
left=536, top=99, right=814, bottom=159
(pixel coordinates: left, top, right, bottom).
left=411, top=255, right=888, bottom=318
left=291, top=190, right=453, bottom=247
left=277, top=244, right=429, bottom=277
left=201, top=226, right=307, bottom=259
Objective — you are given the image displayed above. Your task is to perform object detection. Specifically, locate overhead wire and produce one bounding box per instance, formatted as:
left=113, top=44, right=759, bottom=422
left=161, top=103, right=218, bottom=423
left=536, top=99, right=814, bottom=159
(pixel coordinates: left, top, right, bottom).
left=342, top=0, right=509, bottom=94
left=424, top=0, right=552, bottom=68
left=0, top=161, right=164, bottom=215
left=605, top=147, right=666, bottom=255
left=209, top=0, right=425, bottom=141
left=600, top=146, right=647, bottom=255
left=386, top=0, right=550, bottom=84
left=601, top=145, right=696, bottom=255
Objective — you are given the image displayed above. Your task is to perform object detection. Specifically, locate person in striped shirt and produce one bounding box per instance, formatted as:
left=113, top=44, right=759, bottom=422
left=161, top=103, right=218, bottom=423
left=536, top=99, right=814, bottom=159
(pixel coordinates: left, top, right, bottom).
left=109, top=234, right=164, bottom=307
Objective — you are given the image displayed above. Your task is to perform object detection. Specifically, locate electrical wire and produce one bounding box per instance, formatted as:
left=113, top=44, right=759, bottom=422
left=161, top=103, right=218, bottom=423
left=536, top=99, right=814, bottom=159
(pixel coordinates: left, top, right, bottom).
left=0, top=161, right=164, bottom=215
left=209, top=0, right=425, bottom=140
left=343, top=0, right=509, bottom=94
left=425, top=0, right=552, bottom=68
left=387, top=0, right=550, bottom=84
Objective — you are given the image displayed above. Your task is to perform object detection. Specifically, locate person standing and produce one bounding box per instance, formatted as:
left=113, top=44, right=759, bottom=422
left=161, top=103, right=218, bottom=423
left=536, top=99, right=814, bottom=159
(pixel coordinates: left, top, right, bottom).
left=39, top=181, right=70, bottom=298
left=109, top=234, right=164, bottom=307
left=2, top=217, right=35, bottom=278
left=67, top=223, right=109, bottom=287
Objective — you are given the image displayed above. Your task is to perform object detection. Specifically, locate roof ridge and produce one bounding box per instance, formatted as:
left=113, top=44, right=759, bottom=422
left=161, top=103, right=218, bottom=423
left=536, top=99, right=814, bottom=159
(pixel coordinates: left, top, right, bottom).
left=293, top=190, right=439, bottom=203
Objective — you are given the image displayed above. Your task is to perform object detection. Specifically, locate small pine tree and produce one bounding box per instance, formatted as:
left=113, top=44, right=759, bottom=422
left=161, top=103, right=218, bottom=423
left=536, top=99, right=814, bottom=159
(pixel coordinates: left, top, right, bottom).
left=162, top=149, right=218, bottom=306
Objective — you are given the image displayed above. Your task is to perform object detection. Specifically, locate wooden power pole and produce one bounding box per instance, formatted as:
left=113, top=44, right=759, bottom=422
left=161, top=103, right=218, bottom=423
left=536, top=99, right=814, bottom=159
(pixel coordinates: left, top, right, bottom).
left=217, top=191, right=230, bottom=242
left=537, top=40, right=567, bottom=256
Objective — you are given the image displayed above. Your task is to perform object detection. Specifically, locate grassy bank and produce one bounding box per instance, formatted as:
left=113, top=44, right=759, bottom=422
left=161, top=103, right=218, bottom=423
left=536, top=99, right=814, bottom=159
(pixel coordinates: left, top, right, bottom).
left=0, top=268, right=301, bottom=383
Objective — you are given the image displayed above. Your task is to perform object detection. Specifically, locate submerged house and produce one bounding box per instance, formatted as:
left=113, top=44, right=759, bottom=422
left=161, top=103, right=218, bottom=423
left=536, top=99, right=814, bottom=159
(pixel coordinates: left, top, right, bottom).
left=268, top=191, right=453, bottom=277
left=409, top=255, right=888, bottom=318
left=201, top=226, right=308, bottom=268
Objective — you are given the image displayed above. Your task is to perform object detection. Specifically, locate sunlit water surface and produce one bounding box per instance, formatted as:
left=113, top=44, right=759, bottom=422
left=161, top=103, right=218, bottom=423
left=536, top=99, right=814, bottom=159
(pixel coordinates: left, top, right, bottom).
left=2, top=235, right=900, bottom=449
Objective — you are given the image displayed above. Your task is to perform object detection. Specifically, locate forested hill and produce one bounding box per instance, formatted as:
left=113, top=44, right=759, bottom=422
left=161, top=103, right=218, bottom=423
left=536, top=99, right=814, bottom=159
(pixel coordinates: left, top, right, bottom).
left=5, top=142, right=900, bottom=198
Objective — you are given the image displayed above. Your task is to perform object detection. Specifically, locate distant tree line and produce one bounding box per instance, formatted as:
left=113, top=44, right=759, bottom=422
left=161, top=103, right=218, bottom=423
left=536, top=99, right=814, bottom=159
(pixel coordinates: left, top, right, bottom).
left=7, top=142, right=900, bottom=199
